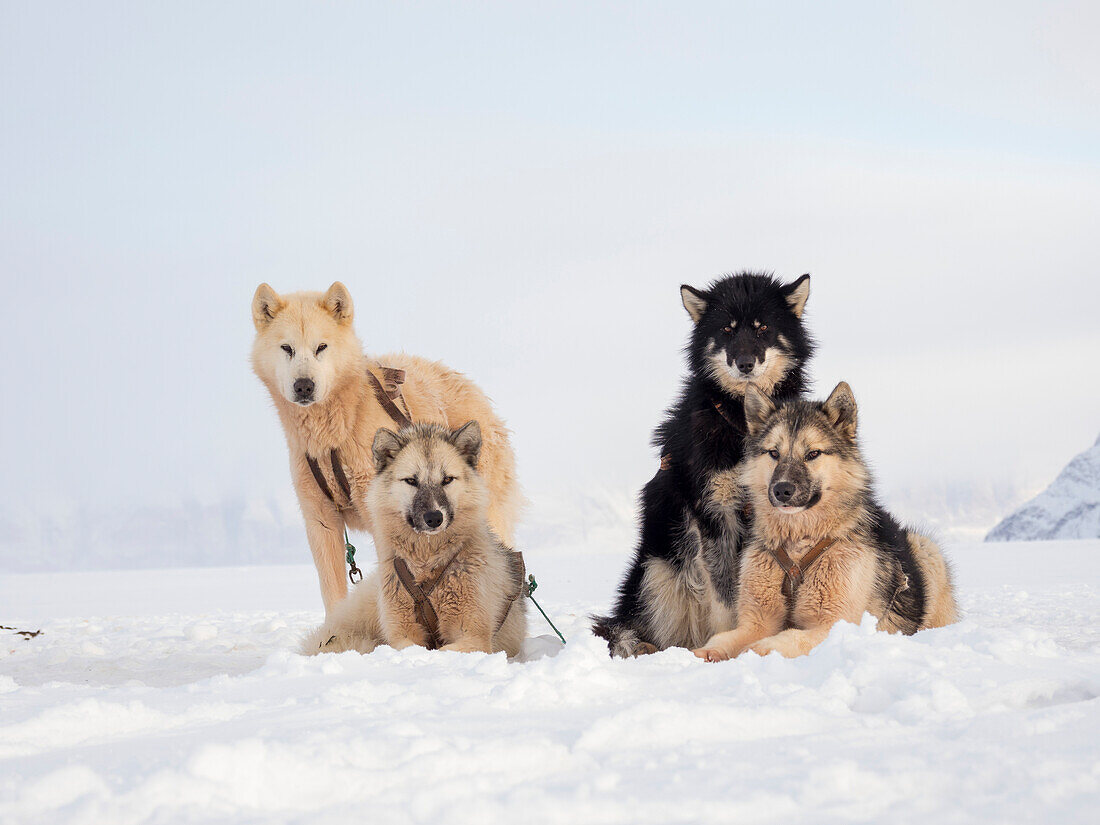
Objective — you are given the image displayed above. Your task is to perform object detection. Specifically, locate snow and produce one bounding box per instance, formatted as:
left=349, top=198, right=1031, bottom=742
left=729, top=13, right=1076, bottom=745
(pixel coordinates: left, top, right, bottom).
left=2, top=541, right=1099, bottom=824
left=988, top=433, right=1100, bottom=541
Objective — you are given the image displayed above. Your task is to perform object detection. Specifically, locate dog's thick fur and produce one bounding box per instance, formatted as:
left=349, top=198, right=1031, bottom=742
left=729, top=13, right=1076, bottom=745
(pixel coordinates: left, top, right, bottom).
left=302, top=422, right=527, bottom=657
left=694, top=383, right=959, bottom=662
left=592, top=273, right=815, bottom=656
left=252, top=283, right=522, bottom=613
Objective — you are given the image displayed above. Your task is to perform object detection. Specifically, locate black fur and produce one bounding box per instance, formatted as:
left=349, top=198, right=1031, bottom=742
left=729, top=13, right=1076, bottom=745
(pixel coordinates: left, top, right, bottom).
left=592, top=272, right=815, bottom=655
left=868, top=504, right=926, bottom=634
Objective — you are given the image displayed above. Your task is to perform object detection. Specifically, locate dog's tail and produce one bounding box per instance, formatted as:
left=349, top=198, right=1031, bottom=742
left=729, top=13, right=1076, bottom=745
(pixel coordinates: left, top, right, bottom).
left=590, top=613, right=657, bottom=658
left=590, top=613, right=616, bottom=643
left=907, top=531, right=960, bottom=629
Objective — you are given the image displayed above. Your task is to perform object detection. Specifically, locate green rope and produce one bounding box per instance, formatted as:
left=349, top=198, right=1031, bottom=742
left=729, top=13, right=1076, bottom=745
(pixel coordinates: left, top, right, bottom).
left=344, top=528, right=362, bottom=583
left=526, top=574, right=566, bottom=645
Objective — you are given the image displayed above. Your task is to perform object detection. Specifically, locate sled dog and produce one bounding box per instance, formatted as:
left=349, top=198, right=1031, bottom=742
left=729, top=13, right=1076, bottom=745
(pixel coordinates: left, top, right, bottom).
left=251, top=282, right=522, bottom=613
left=592, top=272, right=815, bottom=656
left=694, top=382, right=959, bottom=662
left=303, top=422, right=528, bottom=657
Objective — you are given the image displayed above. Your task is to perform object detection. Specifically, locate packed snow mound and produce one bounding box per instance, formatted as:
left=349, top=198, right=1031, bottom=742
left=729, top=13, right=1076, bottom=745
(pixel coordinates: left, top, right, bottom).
left=986, top=433, right=1100, bottom=541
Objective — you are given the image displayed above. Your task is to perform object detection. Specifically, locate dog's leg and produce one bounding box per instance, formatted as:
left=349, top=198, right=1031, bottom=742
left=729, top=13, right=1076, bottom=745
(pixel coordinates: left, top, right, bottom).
left=749, top=624, right=834, bottom=658
left=439, top=622, right=493, bottom=654
left=694, top=569, right=784, bottom=661
left=438, top=605, right=494, bottom=654
left=693, top=624, right=774, bottom=662
left=303, top=505, right=348, bottom=614
left=440, top=637, right=493, bottom=654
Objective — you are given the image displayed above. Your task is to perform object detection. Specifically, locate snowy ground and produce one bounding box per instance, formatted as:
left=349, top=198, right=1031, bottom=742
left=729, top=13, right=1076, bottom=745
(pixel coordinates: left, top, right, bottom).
left=2, top=541, right=1098, bottom=824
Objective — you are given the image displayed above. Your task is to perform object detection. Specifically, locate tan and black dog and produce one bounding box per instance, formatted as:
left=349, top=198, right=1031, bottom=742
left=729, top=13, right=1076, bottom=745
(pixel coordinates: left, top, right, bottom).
left=695, top=382, right=958, bottom=662
left=303, top=422, right=528, bottom=657
left=251, top=283, right=522, bottom=614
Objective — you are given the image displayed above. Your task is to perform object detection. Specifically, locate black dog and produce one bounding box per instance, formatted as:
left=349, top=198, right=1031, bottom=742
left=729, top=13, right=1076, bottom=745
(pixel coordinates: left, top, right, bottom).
left=592, top=272, right=814, bottom=656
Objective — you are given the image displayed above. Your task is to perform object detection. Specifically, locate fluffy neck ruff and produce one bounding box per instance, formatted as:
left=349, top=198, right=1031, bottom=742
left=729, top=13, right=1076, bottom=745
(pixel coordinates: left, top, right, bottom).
left=374, top=513, right=490, bottom=573
left=748, top=474, right=872, bottom=555
left=265, top=355, right=380, bottom=456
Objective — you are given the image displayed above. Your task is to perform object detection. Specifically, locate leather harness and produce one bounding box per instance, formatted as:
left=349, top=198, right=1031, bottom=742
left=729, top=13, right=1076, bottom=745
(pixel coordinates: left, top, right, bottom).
left=306, top=367, right=411, bottom=511
left=768, top=537, right=837, bottom=600
left=767, top=537, right=837, bottom=627
left=392, top=552, right=460, bottom=650
left=392, top=549, right=527, bottom=650
left=365, top=367, right=412, bottom=430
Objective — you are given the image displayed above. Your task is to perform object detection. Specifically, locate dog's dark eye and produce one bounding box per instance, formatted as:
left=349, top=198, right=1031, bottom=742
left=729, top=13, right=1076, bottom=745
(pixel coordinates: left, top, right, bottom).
left=757, top=324, right=768, bottom=335
left=722, top=325, right=733, bottom=334
left=403, top=477, right=418, bottom=487
left=806, top=450, right=822, bottom=461
left=441, top=476, right=455, bottom=486
left=281, top=344, right=294, bottom=357
left=315, top=343, right=327, bottom=355
left=767, top=449, right=780, bottom=460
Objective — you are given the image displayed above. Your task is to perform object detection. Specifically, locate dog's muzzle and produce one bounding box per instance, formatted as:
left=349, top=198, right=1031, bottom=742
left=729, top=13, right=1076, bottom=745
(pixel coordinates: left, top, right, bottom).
left=293, top=378, right=315, bottom=405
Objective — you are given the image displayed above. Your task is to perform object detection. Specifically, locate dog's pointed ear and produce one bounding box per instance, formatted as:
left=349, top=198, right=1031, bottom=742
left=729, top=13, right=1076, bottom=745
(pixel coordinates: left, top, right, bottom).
left=372, top=428, right=404, bottom=472
left=743, top=385, right=776, bottom=436
left=783, top=274, right=810, bottom=319
left=323, top=282, right=354, bottom=323
left=252, top=284, right=285, bottom=330
left=823, top=381, right=858, bottom=440
left=449, top=420, right=482, bottom=468
left=680, top=285, right=709, bottom=323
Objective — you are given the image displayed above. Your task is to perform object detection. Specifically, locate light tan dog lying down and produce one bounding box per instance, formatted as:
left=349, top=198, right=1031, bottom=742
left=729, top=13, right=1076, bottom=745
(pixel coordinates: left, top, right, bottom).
left=303, top=421, right=528, bottom=657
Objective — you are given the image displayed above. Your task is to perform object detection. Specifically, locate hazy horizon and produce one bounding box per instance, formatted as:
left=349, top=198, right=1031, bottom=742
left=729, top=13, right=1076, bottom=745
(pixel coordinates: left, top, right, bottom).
left=2, top=2, right=1098, bottom=566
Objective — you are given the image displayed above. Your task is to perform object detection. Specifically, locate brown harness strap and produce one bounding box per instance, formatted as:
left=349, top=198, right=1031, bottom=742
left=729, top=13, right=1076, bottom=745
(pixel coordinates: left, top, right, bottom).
left=768, top=537, right=838, bottom=601
left=330, top=449, right=352, bottom=502
left=393, top=552, right=461, bottom=650
left=711, top=399, right=747, bottom=434
left=307, top=449, right=353, bottom=508
left=306, top=454, right=335, bottom=504
left=306, top=365, right=412, bottom=506
left=366, top=367, right=413, bottom=430
left=496, top=551, right=527, bottom=633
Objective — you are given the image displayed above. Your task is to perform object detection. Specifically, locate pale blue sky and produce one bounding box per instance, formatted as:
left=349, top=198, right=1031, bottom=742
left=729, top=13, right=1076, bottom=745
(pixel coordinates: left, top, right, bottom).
left=2, top=1, right=1098, bottom=515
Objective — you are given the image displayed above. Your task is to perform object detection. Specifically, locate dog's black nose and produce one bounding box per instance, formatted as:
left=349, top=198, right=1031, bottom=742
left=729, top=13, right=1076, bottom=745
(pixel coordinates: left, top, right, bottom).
left=423, top=510, right=444, bottom=530
left=736, top=357, right=756, bottom=375
left=293, top=378, right=315, bottom=400
left=772, top=482, right=796, bottom=503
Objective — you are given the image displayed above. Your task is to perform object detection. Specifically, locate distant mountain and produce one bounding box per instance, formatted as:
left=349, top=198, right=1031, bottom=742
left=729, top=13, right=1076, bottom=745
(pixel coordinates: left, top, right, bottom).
left=986, top=434, right=1100, bottom=542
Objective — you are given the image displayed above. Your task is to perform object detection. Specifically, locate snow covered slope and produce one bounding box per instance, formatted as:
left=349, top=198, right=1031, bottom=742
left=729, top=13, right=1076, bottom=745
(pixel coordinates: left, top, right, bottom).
left=2, top=541, right=1098, bottom=824
left=987, top=433, right=1100, bottom=541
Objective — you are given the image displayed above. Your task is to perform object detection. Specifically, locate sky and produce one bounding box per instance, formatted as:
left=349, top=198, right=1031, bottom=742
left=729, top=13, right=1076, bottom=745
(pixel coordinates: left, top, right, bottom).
left=2, top=1, right=1098, bottom=521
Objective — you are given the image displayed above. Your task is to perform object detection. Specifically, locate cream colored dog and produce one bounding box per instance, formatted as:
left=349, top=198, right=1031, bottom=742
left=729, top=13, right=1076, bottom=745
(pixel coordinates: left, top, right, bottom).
left=251, top=282, right=522, bottom=614
left=303, top=422, right=528, bottom=657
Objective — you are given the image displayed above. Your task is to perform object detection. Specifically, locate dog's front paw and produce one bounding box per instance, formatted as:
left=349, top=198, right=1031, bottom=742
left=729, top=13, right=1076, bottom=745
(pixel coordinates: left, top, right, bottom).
left=692, top=646, right=731, bottom=663
left=748, top=641, right=776, bottom=657
left=440, top=640, right=492, bottom=654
